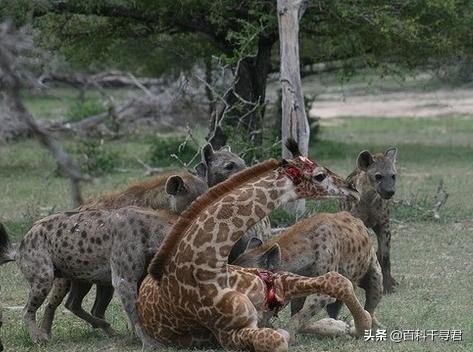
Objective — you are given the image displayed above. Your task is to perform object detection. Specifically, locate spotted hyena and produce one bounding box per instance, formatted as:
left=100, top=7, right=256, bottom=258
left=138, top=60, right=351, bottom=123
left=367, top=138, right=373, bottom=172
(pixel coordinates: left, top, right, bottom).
left=233, top=211, right=383, bottom=340
left=341, top=147, right=398, bottom=293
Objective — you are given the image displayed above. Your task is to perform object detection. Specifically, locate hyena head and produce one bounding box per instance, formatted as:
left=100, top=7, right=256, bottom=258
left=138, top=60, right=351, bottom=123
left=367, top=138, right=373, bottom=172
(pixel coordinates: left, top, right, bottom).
left=195, top=143, right=246, bottom=187
left=357, top=147, right=398, bottom=200
left=165, top=174, right=208, bottom=214
left=232, top=237, right=281, bottom=272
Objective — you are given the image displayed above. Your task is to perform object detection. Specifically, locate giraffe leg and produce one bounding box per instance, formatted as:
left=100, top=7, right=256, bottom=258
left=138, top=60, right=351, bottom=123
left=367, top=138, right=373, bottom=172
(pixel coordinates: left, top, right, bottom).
left=217, top=327, right=289, bottom=352
left=213, top=292, right=289, bottom=352
left=65, top=280, right=115, bottom=336
left=40, top=278, right=70, bottom=338
left=275, top=271, right=372, bottom=336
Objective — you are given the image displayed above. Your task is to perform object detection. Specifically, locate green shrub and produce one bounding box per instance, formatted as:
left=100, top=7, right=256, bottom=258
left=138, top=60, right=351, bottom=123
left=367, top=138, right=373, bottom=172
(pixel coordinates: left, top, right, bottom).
left=74, top=139, right=119, bottom=176
left=148, top=136, right=199, bottom=167
left=67, top=98, right=106, bottom=122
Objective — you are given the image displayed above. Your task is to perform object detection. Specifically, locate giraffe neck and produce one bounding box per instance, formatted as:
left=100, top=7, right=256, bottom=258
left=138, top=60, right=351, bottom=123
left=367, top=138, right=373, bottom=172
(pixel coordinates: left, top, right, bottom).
left=167, top=169, right=297, bottom=285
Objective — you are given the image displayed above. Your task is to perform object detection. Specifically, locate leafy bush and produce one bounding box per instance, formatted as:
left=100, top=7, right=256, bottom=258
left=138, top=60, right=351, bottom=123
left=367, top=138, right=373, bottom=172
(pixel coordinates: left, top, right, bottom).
left=148, top=136, right=199, bottom=167
left=74, top=139, right=119, bottom=176
left=67, top=98, right=106, bottom=122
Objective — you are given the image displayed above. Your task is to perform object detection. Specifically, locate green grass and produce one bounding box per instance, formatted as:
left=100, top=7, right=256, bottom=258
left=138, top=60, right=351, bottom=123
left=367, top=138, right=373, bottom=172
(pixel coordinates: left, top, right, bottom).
left=1, top=90, right=473, bottom=351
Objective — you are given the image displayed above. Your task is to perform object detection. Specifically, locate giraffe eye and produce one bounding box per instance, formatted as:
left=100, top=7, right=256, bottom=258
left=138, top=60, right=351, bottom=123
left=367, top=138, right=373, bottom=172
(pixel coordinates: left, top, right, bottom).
left=314, top=173, right=326, bottom=182
left=392, top=174, right=396, bottom=180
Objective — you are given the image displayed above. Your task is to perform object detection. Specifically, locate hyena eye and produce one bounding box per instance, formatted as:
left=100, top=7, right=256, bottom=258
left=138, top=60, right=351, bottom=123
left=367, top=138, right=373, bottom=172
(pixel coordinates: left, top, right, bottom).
left=375, top=173, right=383, bottom=181
left=314, top=173, right=326, bottom=182
left=392, top=174, right=396, bottom=180
left=224, top=162, right=235, bottom=170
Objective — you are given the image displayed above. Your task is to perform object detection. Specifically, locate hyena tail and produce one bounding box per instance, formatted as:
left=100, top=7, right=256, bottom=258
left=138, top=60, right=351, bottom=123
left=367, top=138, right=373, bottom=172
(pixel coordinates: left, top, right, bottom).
left=0, top=223, right=16, bottom=265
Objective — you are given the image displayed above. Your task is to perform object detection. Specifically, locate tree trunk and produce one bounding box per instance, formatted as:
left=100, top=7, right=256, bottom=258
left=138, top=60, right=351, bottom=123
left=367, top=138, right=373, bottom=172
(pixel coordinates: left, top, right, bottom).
left=278, top=0, right=309, bottom=215
left=208, top=37, right=274, bottom=149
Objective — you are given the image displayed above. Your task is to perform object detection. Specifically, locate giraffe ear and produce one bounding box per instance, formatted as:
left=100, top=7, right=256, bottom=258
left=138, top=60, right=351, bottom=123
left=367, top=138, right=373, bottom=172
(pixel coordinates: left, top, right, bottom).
left=260, top=244, right=281, bottom=271
left=357, top=150, right=374, bottom=171
left=285, top=138, right=301, bottom=158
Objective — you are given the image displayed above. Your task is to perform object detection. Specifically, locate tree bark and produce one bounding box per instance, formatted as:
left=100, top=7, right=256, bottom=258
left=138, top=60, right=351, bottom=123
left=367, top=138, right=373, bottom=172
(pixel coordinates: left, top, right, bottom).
left=278, top=0, right=309, bottom=215
left=208, top=36, right=275, bottom=149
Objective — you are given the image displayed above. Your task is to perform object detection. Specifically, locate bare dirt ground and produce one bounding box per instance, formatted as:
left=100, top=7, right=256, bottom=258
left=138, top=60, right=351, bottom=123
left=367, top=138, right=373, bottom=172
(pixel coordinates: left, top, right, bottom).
left=268, top=70, right=473, bottom=119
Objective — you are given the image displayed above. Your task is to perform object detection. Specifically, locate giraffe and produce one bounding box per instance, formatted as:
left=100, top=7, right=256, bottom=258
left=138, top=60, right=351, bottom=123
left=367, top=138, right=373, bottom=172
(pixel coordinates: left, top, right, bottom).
left=136, top=140, right=372, bottom=351
left=195, top=143, right=273, bottom=262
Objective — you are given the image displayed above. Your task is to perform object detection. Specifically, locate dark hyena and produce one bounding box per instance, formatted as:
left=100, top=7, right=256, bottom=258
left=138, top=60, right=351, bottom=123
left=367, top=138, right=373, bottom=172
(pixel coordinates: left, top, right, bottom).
left=340, top=147, right=398, bottom=293
left=196, top=143, right=272, bottom=262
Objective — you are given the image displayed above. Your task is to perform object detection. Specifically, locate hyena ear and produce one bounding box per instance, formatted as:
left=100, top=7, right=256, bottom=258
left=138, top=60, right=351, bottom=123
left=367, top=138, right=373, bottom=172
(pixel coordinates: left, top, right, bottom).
left=194, top=162, right=207, bottom=180
left=165, top=175, right=186, bottom=195
left=202, top=143, right=214, bottom=165
left=245, top=237, right=263, bottom=251
left=260, top=244, right=281, bottom=271
left=384, top=147, right=398, bottom=164
left=219, top=145, right=231, bottom=152
left=357, top=150, right=374, bottom=171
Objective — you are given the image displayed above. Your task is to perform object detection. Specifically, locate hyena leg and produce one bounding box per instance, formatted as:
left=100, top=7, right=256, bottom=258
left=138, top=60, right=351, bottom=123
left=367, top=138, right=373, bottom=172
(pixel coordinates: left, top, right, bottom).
left=40, top=278, right=70, bottom=337
left=23, top=275, right=54, bottom=343
left=374, top=225, right=397, bottom=294
left=91, top=284, right=114, bottom=319
left=65, top=280, right=116, bottom=336
left=275, top=271, right=371, bottom=337
left=290, top=297, right=306, bottom=316
left=289, top=293, right=343, bottom=340
left=325, top=300, right=343, bottom=319
left=359, top=253, right=384, bottom=328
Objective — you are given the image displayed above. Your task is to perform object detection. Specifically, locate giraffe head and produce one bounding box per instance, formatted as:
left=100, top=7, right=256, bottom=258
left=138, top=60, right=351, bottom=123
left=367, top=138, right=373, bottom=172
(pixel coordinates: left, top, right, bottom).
left=282, top=139, right=359, bottom=201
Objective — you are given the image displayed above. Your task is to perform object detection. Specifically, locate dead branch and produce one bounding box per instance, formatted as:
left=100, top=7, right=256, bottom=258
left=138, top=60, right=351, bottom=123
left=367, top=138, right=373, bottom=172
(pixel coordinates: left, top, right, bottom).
left=431, top=179, right=449, bottom=220
left=135, top=157, right=166, bottom=176
left=0, top=21, right=88, bottom=207
left=39, top=70, right=164, bottom=89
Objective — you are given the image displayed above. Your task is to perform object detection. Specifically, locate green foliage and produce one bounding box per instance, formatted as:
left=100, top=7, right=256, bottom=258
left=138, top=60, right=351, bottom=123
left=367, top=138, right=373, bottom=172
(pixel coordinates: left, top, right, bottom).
left=224, top=125, right=281, bottom=165
left=73, top=139, right=119, bottom=176
left=66, top=98, right=106, bottom=122
left=148, top=136, right=198, bottom=167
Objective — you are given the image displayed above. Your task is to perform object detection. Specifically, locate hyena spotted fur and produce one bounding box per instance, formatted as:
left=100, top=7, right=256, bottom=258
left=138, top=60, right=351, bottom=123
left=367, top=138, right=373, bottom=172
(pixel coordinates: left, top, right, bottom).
left=234, top=212, right=384, bottom=341
left=340, top=147, right=398, bottom=293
